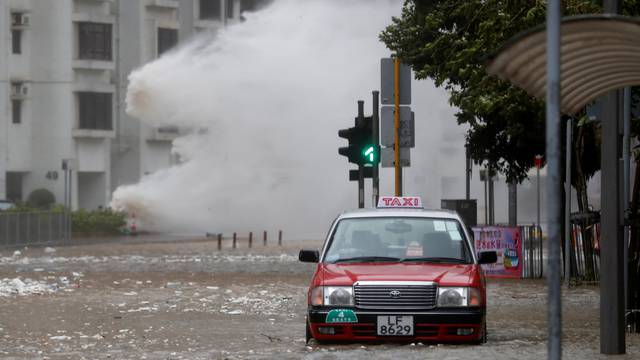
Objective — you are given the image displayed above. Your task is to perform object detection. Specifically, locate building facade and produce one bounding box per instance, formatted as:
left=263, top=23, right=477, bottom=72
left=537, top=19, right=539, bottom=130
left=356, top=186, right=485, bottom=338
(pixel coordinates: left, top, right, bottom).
left=0, top=0, right=268, bottom=209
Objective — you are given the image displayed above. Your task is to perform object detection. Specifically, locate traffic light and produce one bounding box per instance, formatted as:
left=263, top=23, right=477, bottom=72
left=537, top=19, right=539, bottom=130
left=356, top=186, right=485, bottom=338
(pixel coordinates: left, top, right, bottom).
left=359, top=116, right=378, bottom=166
left=338, top=116, right=379, bottom=166
left=338, top=126, right=360, bottom=164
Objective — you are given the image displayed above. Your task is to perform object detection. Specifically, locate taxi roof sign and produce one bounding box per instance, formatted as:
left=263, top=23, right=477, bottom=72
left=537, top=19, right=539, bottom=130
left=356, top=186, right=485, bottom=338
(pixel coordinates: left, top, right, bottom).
left=377, top=196, right=423, bottom=209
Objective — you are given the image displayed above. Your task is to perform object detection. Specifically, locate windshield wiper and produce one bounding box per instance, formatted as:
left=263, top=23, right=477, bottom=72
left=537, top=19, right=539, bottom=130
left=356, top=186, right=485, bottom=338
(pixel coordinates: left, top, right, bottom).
left=332, top=256, right=401, bottom=264
left=400, top=257, right=469, bottom=264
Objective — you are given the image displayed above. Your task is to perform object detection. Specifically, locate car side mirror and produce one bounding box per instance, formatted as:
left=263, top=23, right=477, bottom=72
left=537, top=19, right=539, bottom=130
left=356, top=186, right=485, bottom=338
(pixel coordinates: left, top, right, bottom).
left=299, top=249, right=319, bottom=263
left=478, top=251, right=497, bottom=264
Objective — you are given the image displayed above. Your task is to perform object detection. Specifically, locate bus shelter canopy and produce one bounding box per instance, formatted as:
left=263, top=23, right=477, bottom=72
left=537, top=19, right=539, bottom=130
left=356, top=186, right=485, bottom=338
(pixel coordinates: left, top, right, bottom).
left=487, top=15, right=640, bottom=115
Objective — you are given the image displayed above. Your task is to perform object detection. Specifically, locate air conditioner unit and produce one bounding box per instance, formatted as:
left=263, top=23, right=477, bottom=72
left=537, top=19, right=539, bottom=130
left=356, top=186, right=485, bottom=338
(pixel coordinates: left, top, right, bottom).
left=10, top=83, right=28, bottom=98
left=11, top=13, right=30, bottom=27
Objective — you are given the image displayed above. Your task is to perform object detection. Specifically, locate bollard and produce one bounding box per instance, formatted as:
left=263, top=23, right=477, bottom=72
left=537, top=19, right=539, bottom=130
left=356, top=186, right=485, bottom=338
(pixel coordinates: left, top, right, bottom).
left=217, top=233, right=222, bottom=250
left=278, top=230, right=282, bottom=246
left=233, top=232, right=237, bottom=249
left=263, top=231, right=267, bottom=246
left=249, top=232, right=253, bottom=248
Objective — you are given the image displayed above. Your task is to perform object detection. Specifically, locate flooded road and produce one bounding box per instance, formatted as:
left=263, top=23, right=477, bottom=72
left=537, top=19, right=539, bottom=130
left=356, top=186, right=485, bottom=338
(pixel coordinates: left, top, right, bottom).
left=0, top=238, right=638, bottom=359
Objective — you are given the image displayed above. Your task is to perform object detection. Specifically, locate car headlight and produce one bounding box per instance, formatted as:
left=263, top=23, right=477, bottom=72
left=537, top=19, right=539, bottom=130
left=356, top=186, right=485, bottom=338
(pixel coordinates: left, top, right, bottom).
left=437, top=287, right=482, bottom=307
left=323, top=286, right=354, bottom=306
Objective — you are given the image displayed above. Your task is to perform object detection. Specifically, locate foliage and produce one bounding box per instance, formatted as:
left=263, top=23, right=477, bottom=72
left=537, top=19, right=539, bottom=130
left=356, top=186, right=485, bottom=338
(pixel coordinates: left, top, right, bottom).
left=71, top=208, right=127, bottom=236
left=27, top=189, right=56, bottom=210
left=380, top=0, right=638, bottom=183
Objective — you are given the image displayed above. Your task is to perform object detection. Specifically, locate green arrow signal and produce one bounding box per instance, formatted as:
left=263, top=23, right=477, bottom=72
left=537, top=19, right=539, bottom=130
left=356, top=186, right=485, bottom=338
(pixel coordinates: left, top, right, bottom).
left=364, top=146, right=375, bottom=163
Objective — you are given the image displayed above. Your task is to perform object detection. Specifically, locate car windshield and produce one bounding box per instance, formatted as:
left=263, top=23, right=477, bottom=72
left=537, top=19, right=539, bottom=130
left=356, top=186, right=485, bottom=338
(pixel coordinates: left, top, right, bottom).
left=323, top=217, right=472, bottom=264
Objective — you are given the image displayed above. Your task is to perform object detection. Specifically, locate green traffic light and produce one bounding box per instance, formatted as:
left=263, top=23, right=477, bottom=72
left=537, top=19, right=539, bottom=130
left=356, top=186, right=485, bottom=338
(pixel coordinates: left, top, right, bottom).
left=363, top=145, right=376, bottom=163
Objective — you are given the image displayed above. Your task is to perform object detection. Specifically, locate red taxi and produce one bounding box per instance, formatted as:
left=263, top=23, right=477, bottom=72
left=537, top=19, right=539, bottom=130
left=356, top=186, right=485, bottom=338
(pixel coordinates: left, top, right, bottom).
left=299, top=197, right=497, bottom=343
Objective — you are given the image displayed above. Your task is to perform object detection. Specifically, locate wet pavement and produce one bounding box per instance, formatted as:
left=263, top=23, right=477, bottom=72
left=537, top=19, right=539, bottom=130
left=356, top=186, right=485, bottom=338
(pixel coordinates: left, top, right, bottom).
left=0, top=237, right=638, bottom=359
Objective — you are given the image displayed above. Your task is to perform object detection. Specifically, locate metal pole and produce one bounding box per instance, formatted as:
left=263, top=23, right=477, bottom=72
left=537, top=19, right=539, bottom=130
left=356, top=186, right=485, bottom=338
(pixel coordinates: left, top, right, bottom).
left=465, top=147, right=471, bottom=200
left=623, top=87, right=630, bottom=313
left=68, top=169, right=73, bottom=243
left=565, top=119, right=572, bottom=287
left=16, top=213, right=20, bottom=245
left=249, top=232, right=253, bottom=248
left=537, top=166, right=541, bottom=229
left=233, top=232, right=236, bottom=249
left=488, top=175, right=495, bottom=225
left=358, top=166, right=364, bottom=208
left=484, top=173, right=488, bottom=225
left=372, top=91, right=380, bottom=205
left=64, top=167, right=68, bottom=242
left=394, top=58, right=401, bottom=196
left=546, top=0, right=562, bottom=358
left=26, top=213, right=30, bottom=245
left=601, top=0, right=625, bottom=354
left=508, top=182, right=517, bottom=226
left=357, top=101, right=365, bottom=208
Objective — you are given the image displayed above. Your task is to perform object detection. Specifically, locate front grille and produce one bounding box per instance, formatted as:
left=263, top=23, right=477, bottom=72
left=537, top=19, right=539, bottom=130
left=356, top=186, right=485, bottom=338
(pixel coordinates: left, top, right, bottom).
left=415, top=324, right=440, bottom=337
left=354, top=283, right=437, bottom=310
left=351, top=324, right=375, bottom=337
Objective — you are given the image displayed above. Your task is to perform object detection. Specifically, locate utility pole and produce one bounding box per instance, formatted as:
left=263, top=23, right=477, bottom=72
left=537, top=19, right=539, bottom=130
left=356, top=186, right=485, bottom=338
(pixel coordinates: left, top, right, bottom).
left=546, top=0, right=562, bottom=358
left=565, top=119, right=572, bottom=287
left=601, top=0, right=626, bottom=354
left=623, top=87, right=631, bottom=315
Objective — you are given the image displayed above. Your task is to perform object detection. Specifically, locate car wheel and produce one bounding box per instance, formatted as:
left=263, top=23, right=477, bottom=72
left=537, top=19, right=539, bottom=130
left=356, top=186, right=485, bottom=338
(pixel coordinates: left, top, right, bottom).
left=305, top=318, right=312, bottom=344
left=472, top=323, right=487, bottom=345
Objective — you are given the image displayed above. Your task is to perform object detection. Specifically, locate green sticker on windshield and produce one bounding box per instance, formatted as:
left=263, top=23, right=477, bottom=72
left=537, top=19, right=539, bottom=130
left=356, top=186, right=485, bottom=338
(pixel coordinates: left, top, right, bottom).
left=326, top=309, right=358, bottom=323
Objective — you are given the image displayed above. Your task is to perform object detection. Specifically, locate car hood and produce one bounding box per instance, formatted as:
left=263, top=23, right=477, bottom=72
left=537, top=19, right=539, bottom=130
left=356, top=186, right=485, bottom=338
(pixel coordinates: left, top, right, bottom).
left=319, top=262, right=476, bottom=286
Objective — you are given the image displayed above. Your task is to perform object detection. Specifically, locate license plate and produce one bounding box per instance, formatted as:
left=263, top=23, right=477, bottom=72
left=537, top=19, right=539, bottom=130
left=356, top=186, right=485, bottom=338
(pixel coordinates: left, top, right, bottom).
left=377, top=315, right=414, bottom=336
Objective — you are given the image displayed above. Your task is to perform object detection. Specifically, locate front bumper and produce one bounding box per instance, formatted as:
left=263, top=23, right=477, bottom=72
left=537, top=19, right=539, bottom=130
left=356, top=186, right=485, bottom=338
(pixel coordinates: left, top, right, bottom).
left=308, top=307, right=485, bottom=342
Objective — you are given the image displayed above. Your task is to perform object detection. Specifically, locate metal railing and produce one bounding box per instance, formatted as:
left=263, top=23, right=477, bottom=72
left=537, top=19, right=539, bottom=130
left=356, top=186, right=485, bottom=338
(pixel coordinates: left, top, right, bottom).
left=0, top=211, right=71, bottom=247
left=521, top=225, right=544, bottom=279
left=568, top=212, right=600, bottom=284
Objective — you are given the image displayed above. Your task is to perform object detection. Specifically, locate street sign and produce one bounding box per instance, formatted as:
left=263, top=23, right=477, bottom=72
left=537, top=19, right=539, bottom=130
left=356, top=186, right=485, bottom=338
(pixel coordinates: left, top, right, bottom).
left=381, top=147, right=410, bottom=167
left=380, top=58, right=411, bottom=105
left=380, top=106, right=414, bottom=147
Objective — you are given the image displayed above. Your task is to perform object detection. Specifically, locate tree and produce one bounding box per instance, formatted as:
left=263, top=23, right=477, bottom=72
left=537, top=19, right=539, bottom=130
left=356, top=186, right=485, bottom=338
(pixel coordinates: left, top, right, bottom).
left=380, top=0, right=601, bottom=184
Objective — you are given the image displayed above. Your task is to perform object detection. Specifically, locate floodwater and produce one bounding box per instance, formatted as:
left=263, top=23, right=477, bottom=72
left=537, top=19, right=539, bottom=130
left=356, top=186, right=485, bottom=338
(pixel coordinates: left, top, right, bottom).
left=0, top=238, right=638, bottom=359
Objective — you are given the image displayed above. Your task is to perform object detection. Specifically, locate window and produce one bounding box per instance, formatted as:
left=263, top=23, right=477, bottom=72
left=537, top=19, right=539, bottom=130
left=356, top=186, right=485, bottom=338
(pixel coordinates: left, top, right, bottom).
left=12, top=99, right=21, bottom=124
left=225, top=0, right=234, bottom=19
left=240, top=0, right=269, bottom=13
left=240, top=0, right=271, bottom=21
left=11, top=29, right=21, bottom=54
left=78, top=92, right=112, bottom=130
left=78, top=22, right=112, bottom=60
left=157, top=28, right=178, bottom=56
left=200, top=0, right=221, bottom=20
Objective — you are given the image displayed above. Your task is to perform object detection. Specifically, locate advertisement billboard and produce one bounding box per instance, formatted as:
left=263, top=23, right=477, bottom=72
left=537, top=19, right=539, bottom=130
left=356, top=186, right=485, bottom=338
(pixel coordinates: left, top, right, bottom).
left=473, top=226, right=522, bottom=278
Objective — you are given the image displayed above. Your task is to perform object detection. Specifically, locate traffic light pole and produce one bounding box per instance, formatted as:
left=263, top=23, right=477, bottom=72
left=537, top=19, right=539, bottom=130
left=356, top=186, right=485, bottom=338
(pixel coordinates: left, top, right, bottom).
left=357, top=101, right=365, bottom=208
left=372, top=91, right=380, bottom=205
left=358, top=166, right=365, bottom=208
